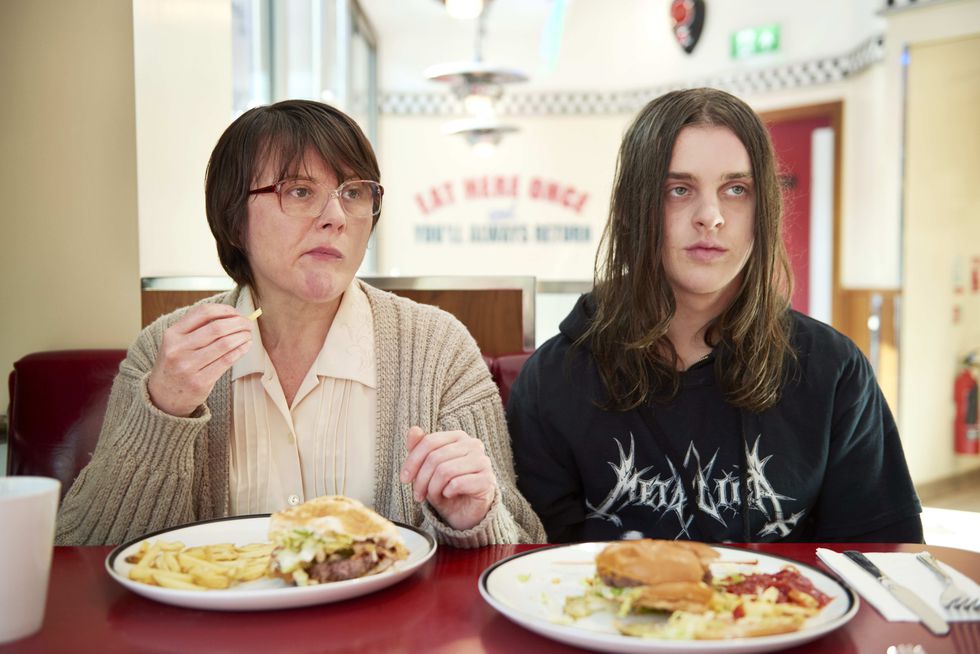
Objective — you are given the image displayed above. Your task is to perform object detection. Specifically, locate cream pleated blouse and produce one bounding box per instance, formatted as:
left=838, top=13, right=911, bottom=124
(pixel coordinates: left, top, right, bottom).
left=228, top=283, right=377, bottom=515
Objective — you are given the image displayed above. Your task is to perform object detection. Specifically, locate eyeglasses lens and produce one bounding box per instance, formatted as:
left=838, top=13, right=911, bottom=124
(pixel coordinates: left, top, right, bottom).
left=338, top=181, right=379, bottom=218
left=279, top=180, right=379, bottom=219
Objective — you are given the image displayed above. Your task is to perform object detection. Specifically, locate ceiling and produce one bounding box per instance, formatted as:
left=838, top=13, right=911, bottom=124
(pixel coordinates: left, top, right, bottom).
left=357, top=0, right=556, bottom=90
left=358, top=0, right=554, bottom=44
left=356, top=0, right=886, bottom=93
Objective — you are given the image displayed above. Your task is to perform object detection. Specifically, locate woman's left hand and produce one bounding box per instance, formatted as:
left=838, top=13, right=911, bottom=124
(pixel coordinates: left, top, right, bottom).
left=401, top=426, right=497, bottom=531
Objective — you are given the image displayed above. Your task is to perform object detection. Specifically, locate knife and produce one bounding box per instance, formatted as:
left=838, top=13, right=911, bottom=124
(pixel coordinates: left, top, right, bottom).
left=843, top=550, right=950, bottom=636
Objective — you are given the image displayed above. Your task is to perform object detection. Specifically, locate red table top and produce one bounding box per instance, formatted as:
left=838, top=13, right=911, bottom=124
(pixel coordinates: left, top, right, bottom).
left=2, top=542, right=979, bottom=653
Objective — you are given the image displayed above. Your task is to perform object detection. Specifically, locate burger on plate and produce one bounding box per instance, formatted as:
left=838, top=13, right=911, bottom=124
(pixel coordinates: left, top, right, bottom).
left=593, top=539, right=719, bottom=614
left=267, top=495, right=408, bottom=586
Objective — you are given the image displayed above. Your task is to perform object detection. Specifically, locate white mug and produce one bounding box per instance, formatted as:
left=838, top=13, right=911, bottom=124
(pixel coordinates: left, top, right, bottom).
left=0, top=476, right=61, bottom=644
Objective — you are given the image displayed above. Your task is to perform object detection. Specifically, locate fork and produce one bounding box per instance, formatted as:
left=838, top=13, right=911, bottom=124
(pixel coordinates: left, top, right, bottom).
left=916, top=551, right=980, bottom=610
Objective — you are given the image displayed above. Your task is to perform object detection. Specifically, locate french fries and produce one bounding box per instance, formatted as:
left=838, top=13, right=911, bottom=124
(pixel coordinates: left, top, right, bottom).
left=124, top=540, right=274, bottom=591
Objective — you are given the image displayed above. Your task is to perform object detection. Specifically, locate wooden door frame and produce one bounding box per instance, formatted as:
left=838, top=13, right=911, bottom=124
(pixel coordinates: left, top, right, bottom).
left=758, top=101, right=844, bottom=330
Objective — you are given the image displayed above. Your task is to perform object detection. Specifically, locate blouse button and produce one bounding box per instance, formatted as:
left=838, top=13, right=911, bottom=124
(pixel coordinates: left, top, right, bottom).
left=287, top=494, right=300, bottom=506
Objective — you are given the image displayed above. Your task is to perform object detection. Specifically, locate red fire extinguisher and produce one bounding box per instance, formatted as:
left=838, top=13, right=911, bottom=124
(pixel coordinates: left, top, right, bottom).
left=954, top=353, right=979, bottom=455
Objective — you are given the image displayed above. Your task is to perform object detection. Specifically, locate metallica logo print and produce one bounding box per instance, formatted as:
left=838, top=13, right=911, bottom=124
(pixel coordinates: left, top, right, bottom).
left=585, top=433, right=804, bottom=540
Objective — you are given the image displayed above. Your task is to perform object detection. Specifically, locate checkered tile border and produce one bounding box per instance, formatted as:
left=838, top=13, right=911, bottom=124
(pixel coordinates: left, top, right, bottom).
left=881, top=0, right=950, bottom=13
left=380, top=34, right=885, bottom=116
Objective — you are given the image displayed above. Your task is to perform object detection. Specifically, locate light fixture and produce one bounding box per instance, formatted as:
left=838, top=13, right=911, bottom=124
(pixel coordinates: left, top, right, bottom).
left=426, top=2, right=526, bottom=150
left=442, top=0, right=487, bottom=20
left=463, top=92, right=495, bottom=118
left=424, top=61, right=528, bottom=118
left=443, top=118, right=518, bottom=157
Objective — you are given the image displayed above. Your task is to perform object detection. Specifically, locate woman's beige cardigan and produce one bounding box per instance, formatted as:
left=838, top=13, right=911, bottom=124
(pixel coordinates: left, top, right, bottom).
left=56, top=281, right=545, bottom=546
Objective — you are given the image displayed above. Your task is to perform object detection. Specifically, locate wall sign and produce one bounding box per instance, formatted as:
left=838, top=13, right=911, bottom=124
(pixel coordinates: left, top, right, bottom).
left=411, top=174, right=592, bottom=245
left=378, top=115, right=617, bottom=280
left=670, top=0, right=706, bottom=55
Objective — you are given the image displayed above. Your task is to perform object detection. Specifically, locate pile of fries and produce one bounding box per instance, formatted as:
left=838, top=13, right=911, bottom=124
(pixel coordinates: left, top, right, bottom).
left=124, top=540, right=274, bottom=591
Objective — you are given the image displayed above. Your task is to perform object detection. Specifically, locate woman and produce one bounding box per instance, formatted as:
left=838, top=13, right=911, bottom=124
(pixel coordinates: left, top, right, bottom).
left=507, top=88, right=922, bottom=544
left=57, top=100, right=544, bottom=546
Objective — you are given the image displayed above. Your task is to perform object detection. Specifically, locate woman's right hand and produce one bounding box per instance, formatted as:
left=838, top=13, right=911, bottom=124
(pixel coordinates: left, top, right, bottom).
left=147, top=304, right=254, bottom=417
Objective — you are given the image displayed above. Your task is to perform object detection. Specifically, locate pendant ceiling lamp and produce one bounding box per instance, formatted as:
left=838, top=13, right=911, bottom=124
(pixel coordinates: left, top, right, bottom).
left=427, top=0, right=526, bottom=153
left=441, top=0, right=488, bottom=20
left=442, top=117, right=519, bottom=157
left=425, top=61, right=527, bottom=118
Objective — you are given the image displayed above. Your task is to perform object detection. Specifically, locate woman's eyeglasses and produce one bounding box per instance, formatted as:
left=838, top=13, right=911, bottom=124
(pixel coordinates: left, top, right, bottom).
left=248, top=179, right=383, bottom=220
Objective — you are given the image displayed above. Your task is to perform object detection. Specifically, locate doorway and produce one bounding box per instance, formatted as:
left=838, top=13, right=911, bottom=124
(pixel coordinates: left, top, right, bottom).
left=759, top=103, right=843, bottom=325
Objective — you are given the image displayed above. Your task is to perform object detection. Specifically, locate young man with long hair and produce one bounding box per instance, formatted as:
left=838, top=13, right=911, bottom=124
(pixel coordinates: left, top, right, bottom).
left=507, top=88, right=922, bottom=544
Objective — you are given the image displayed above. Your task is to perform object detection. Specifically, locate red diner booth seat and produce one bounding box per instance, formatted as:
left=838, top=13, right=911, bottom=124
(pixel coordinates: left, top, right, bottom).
left=6, top=349, right=126, bottom=498
left=6, top=349, right=532, bottom=500
left=490, top=352, right=532, bottom=407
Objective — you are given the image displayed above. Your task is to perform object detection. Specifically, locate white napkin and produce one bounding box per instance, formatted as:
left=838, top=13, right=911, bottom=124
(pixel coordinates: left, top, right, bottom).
left=816, top=548, right=980, bottom=623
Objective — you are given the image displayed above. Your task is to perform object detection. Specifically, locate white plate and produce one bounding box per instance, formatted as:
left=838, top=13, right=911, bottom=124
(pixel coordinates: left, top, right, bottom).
left=479, top=543, right=859, bottom=654
left=106, top=515, right=436, bottom=611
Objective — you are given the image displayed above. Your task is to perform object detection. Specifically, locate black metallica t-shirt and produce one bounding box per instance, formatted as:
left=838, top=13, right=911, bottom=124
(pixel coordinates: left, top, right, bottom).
left=506, top=294, right=921, bottom=544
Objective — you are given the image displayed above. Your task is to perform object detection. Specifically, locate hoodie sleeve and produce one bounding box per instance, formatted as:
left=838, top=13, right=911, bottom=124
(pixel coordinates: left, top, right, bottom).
left=506, top=346, right=588, bottom=543
left=806, top=342, right=922, bottom=541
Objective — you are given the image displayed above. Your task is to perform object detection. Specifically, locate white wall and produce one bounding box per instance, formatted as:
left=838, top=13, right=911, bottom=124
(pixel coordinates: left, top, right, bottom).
left=886, top=1, right=980, bottom=486
left=899, top=28, right=980, bottom=485
left=881, top=0, right=980, bottom=298
left=134, top=0, right=232, bottom=278
left=0, top=0, right=141, bottom=412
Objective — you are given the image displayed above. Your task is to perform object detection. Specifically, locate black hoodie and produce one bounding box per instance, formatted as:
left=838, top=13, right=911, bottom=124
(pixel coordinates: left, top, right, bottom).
left=506, top=294, right=922, bottom=544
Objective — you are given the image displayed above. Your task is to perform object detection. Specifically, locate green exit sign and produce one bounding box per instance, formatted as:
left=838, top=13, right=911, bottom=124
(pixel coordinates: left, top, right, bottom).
left=731, top=24, right=780, bottom=59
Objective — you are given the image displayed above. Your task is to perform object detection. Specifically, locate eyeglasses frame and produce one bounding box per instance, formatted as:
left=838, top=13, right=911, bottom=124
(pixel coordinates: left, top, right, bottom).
left=248, top=178, right=384, bottom=220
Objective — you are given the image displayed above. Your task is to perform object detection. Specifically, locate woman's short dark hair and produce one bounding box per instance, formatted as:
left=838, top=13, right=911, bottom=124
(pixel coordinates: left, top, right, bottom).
left=205, top=100, right=381, bottom=288
left=585, top=87, right=794, bottom=412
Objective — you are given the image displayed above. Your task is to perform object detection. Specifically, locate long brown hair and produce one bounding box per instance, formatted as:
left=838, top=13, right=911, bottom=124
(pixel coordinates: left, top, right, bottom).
left=585, top=88, right=794, bottom=412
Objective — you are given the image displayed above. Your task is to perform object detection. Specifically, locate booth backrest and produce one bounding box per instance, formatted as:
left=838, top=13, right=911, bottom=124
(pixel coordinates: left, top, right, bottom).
left=142, top=277, right=535, bottom=357
left=489, top=353, right=532, bottom=406
left=7, top=350, right=127, bottom=498
left=6, top=349, right=532, bottom=499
